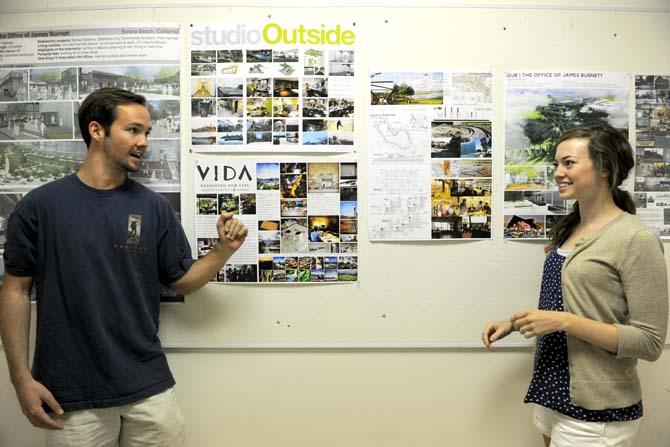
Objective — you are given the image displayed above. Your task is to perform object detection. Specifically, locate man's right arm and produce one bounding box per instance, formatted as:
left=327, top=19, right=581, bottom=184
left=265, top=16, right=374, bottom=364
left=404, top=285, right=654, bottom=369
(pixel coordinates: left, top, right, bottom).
left=0, top=272, right=63, bottom=429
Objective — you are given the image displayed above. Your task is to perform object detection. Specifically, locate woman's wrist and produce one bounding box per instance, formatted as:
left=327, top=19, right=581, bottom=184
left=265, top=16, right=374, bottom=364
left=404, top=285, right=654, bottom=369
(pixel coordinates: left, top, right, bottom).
left=561, top=311, right=576, bottom=332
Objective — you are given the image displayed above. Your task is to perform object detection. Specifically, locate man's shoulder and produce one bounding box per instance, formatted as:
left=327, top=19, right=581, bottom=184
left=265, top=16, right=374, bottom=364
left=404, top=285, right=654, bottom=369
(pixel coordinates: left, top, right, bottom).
left=35, top=175, right=73, bottom=191
left=20, top=175, right=75, bottom=203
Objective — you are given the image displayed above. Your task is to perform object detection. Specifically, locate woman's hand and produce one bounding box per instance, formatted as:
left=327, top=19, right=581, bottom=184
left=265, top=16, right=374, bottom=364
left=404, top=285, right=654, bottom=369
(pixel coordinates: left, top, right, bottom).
left=482, top=319, right=514, bottom=351
left=510, top=310, right=571, bottom=338
left=512, top=310, right=620, bottom=353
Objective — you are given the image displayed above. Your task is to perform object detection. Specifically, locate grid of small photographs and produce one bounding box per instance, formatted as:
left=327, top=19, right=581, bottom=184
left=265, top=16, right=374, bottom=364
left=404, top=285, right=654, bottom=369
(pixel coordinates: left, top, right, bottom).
left=190, top=46, right=355, bottom=150
left=0, top=65, right=181, bottom=190
left=1, top=68, right=78, bottom=146
left=259, top=161, right=358, bottom=282
left=258, top=254, right=358, bottom=283
left=194, top=161, right=358, bottom=283
left=430, top=121, right=492, bottom=239
left=634, top=75, right=670, bottom=238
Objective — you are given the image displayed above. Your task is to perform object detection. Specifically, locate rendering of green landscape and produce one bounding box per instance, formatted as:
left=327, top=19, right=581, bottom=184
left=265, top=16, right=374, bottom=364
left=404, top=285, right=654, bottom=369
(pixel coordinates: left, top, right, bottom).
left=507, top=95, right=622, bottom=165
left=0, top=143, right=82, bottom=183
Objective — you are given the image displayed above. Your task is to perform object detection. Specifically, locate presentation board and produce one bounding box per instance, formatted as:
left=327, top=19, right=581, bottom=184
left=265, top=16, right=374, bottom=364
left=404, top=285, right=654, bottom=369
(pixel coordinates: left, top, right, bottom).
left=0, top=3, right=668, bottom=348
left=160, top=5, right=670, bottom=348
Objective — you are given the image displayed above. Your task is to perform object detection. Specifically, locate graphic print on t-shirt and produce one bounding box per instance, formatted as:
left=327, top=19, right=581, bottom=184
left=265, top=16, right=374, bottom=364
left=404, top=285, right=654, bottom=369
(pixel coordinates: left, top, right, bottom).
left=127, top=214, right=142, bottom=244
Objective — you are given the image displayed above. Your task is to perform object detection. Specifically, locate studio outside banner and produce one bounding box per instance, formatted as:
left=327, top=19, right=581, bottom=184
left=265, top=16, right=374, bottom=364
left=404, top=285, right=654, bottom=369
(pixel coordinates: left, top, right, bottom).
left=189, top=22, right=356, bottom=153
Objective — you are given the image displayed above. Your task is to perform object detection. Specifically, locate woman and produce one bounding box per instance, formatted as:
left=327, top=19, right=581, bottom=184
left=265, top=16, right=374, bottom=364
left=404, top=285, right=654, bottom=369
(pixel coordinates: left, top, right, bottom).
left=482, top=124, right=668, bottom=446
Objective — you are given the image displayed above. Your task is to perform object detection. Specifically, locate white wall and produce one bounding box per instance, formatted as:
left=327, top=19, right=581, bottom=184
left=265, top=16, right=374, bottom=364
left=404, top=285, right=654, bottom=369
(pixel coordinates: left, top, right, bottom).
left=2, top=349, right=670, bottom=446
left=1, top=1, right=669, bottom=446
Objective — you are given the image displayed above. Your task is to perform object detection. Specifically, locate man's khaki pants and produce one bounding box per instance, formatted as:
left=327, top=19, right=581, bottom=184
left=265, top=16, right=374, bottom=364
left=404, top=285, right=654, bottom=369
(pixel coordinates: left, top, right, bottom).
left=47, top=387, right=184, bottom=447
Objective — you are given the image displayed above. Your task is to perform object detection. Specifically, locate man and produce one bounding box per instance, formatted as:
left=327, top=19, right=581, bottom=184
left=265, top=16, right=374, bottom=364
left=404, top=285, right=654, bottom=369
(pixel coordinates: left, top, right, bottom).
left=0, top=88, right=247, bottom=446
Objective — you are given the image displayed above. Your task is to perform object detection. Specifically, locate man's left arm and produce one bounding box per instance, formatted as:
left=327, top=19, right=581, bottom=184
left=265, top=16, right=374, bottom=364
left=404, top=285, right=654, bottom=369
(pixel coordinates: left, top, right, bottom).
left=170, top=212, right=247, bottom=295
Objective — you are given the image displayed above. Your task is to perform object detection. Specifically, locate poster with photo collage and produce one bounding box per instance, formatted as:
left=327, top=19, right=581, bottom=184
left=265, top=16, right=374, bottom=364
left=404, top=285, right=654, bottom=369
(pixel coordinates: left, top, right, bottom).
left=189, top=22, right=356, bottom=152
left=504, top=71, right=629, bottom=239
left=634, top=75, right=670, bottom=238
left=367, top=71, right=493, bottom=240
left=0, top=25, right=183, bottom=301
left=195, top=158, right=358, bottom=283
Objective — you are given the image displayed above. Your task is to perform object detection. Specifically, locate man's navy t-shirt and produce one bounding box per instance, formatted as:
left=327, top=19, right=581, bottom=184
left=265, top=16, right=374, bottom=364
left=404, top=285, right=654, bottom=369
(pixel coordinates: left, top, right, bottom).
left=3, top=174, right=195, bottom=411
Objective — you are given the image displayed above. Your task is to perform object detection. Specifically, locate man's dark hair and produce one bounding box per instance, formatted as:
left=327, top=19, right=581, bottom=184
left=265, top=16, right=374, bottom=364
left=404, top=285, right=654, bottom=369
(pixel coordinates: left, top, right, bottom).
left=78, top=88, right=147, bottom=148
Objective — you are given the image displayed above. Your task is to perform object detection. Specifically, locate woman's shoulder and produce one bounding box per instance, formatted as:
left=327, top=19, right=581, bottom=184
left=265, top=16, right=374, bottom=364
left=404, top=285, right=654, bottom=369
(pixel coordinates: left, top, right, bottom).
left=619, top=213, right=658, bottom=234
left=608, top=212, right=651, bottom=235
left=613, top=213, right=663, bottom=252
left=582, top=213, right=656, bottom=254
